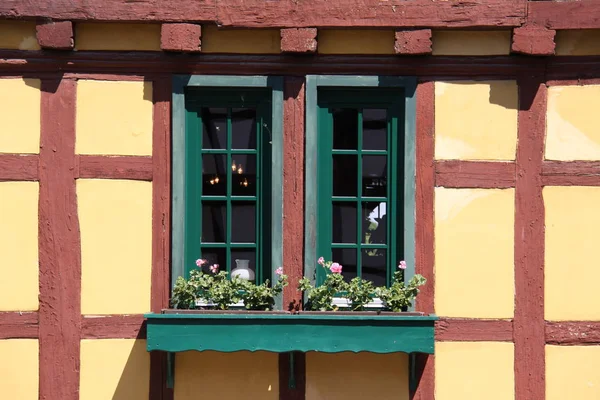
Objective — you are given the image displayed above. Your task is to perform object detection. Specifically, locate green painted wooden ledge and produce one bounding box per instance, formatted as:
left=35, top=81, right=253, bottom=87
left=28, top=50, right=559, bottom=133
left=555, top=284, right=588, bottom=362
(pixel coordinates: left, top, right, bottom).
left=144, top=312, right=438, bottom=354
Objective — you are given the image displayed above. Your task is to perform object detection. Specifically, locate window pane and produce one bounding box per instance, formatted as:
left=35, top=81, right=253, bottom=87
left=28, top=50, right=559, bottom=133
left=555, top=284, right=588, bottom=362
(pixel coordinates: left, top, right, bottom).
left=200, top=248, right=226, bottom=273
left=332, top=248, right=357, bottom=283
left=362, top=201, right=387, bottom=245
left=231, top=154, right=257, bottom=196
left=362, top=249, right=387, bottom=287
left=202, top=202, right=227, bottom=243
left=231, top=202, right=256, bottom=243
left=332, top=202, right=357, bottom=244
left=362, top=155, right=387, bottom=197
left=332, top=108, right=358, bottom=150
left=362, top=109, right=387, bottom=150
left=231, top=249, right=257, bottom=283
left=231, top=108, right=257, bottom=150
left=202, top=154, right=227, bottom=196
left=201, top=108, right=227, bottom=149
left=333, top=155, right=357, bottom=196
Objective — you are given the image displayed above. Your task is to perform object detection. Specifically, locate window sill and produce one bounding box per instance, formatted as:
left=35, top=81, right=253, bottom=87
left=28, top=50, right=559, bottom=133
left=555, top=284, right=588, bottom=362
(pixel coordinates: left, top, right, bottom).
left=144, top=310, right=437, bottom=354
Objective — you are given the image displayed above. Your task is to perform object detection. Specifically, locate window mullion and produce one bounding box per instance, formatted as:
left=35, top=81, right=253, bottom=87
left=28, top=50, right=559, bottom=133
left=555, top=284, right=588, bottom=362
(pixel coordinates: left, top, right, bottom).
left=387, top=107, right=395, bottom=287
left=356, top=110, right=363, bottom=279
left=256, top=113, right=262, bottom=283
left=226, top=108, right=232, bottom=273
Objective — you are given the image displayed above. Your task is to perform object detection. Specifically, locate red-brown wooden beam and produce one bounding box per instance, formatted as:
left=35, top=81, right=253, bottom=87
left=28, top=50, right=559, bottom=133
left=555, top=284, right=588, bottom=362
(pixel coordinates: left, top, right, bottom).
left=0, top=312, right=38, bottom=339
left=435, top=161, right=516, bottom=188
left=513, top=70, right=546, bottom=400
left=39, top=78, right=80, bottom=400
left=546, top=321, right=600, bottom=345
left=0, top=0, right=525, bottom=28
left=76, top=155, right=153, bottom=181
left=0, top=154, right=38, bottom=181
left=528, top=0, right=600, bottom=30
left=542, top=161, right=600, bottom=186
left=511, top=25, right=555, bottom=56
left=36, top=21, right=74, bottom=51
left=81, top=315, right=146, bottom=339
left=436, top=318, right=513, bottom=342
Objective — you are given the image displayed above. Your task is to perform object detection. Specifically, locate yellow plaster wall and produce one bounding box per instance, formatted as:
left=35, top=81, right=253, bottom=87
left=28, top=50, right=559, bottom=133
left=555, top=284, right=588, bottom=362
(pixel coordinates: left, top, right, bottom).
left=317, top=30, right=394, bottom=55
left=78, top=179, right=152, bottom=315
left=555, top=30, right=600, bottom=56
left=544, top=186, right=600, bottom=320
left=80, top=339, right=149, bottom=400
left=432, top=31, right=511, bottom=55
left=202, top=26, right=280, bottom=54
left=0, top=21, right=40, bottom=50
left=306, top=352, right=408, bottom=400
left=546, top=85, right=600, bottom=160
left=435, top=188, right=514, bottom=318
left=174, top=351, right=278, bottom=400
left=75, top=23, right=161, bottom=51
left=0, top=78, right=41, bottom=154
left=0, top=182, right=39, bottom=311
left=436, top=342, right=514, bottom=400
left=546, top=345, right=600, bottom=400
left=0, top=339, right=38, bottom=399
left=76, top=80, right=153, bottom=156
left=435, top=81, right=518, bottom=160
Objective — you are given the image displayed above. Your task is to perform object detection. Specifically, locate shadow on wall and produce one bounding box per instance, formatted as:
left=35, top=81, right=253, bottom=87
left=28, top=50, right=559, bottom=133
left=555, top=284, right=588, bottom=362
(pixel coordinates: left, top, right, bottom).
left=488, top=81, right=519, bottom=110
left=112, top=340, right=150, bottom=400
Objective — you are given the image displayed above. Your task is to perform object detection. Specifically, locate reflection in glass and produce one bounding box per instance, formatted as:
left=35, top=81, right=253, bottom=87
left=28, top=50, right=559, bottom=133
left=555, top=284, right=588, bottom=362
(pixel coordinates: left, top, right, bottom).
left=231, top=249, right=257, bottom=283
left=332, top=248, right=357, bottom=283
left=201, top=108, right=227, bottom=149
left=231, top=202, right=256, bottom=243
left=332, top=155, right=357, bottom=196
left=362, top=109, right=387, bottom=150
left=231, top=154, right=257, bottom=196
left=332, top=109, right=358, bottom=150
left=362, top=155, right=387, bottom=197
left=231, top=108, right=257, bottom=150
left=200, top=248, right=226, bottom=273
left=362, top=249, right=387, bottom=287
left=332, top=202, right=357, bottom=244
left=202, top=202, right=227, bottom=243
left=362, top=202, right=387, bottom=244
left=202, top=154, right=227, bottom=196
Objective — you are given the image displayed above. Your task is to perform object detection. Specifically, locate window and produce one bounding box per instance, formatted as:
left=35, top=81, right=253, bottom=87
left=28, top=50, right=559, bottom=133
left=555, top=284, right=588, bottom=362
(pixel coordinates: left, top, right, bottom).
left=305, top=76, right=417, bottom=304
left=172, top=76, right=284, bottom=299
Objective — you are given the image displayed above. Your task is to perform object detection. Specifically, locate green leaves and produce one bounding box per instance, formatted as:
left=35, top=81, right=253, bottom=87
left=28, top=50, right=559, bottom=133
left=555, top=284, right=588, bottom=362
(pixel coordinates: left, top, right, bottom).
left=376, top=274, right=427, bottom=312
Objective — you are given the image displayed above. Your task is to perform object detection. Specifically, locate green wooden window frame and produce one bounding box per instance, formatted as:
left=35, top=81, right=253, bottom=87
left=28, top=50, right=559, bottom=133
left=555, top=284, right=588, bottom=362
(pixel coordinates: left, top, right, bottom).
left=172, top=75, right=284, bottom=308
left=305, top=76, right=417, bottom=307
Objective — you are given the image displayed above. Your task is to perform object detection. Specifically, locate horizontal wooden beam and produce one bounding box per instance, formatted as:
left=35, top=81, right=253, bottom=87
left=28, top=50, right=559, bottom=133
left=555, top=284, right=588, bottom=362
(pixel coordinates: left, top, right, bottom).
left=0, top=0, right=525, bottom=28
left=81, top=315, right=146, bottom=339
left=542, top=161, right=600, bottom=186
left=0, top=312, right=38, bottom=339
left=546, top=321, right=600, bottom=345
left=77, top=155, right=153, bottom=181
left=436, top=318, right=513, bottom=342
left=528, top=0, right=600, bottom=30
left=0, top=154, right=38, bottom=181
left=435, top=161, right=515, bottom=188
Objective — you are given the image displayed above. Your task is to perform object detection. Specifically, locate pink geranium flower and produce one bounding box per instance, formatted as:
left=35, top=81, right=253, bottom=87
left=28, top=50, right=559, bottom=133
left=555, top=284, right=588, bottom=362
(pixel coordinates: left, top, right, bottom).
left=317, top=257, right=325, bottom=265
left=196, top=259, right=207, bottom=267
left=209, top=264, right=219, bottom=273
left=398, top=260, right=407, bottom=270
left=329, top=262, right=343, bottom=274
left=275, top=267, right=283, bottom=276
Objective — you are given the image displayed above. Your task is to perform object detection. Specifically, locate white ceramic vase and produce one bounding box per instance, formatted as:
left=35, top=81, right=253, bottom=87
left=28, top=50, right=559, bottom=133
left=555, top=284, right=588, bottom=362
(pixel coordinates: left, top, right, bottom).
left=231, top=259, right=255, bottom=281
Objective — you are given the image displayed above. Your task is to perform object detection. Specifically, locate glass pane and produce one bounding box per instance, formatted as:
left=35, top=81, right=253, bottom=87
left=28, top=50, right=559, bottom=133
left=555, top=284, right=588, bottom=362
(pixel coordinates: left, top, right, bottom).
left=201, top=108, right=227, bottom=149
left=202, top=202, right=227, bottom=243
left=362, top=201, right=387, bottom=245
left=202, top=154, right=227, bottom=196
left=362, top=155, right=387, bottom=197
left=332, top=108, right=358, bottom=150
left=332, top=202, right=357, bottom=244
left=332, top=248, right=357, bottom=283
left=231, top=249, right=257, bottom=283
left=332, top=155, right=357, bottom=196
left=362, top=109, right=387, bottom=150
left=231, top=202, right=256, bottom=243
left=362, top=249, right=387, bottom=287
left=231, top=154, right=257, bottom=196
left=231, top=108, right=257, bottom=150
left=200, top=248, right=226, bottom=273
